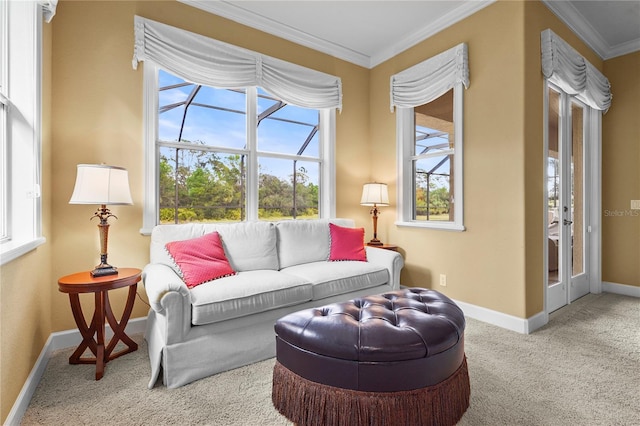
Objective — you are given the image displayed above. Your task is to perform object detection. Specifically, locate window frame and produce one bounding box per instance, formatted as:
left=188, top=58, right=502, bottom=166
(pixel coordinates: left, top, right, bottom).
left=396, top=82, right=465, bottom=231
left=0, top=0, right=47, bottom=265
left=140, top=62, right=336, bottom=234
left=0, top=0, right=7, bottom=243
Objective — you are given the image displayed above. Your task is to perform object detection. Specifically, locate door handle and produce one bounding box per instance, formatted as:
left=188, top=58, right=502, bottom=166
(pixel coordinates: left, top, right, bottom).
left=563, top=219, right=573, bottom=225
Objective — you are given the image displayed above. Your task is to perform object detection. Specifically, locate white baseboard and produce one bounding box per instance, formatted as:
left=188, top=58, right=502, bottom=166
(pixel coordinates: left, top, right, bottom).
left=453, top=299, right=547, bottom=335
left=454, top=282, right=640, bottom=336
left=602, top=281, right=640, bottom=297
left=9, top=285, right=637, bottom=424
left=5, top=317, right=147, bottom=426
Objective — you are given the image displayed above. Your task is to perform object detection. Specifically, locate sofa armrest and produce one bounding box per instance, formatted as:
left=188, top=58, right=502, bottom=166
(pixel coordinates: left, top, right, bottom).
left=142, top=263, right=190, bottom=312
left=365, top=246, right=404, bottom=290
left=142, top=263, right=192, bottom=344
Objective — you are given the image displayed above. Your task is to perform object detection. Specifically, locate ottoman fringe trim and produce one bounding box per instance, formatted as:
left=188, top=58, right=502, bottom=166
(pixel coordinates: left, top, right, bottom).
left=272, top=356, right=470, bottom=426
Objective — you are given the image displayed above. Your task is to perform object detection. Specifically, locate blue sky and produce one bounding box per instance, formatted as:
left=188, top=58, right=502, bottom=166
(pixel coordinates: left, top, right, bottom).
left=158, top=70, right=320, bottom=184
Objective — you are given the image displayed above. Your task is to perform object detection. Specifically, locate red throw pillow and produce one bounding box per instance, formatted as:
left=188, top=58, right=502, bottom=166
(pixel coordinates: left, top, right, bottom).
left=328, top=223, right=367, bottom=262
left=165, top=232, right=236, bottom=289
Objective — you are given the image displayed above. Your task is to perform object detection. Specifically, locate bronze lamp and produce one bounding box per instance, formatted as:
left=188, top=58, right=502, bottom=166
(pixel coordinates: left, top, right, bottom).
left=69, top=164, right=133, bottom=277
left=360, top=182, right=389, bottom=246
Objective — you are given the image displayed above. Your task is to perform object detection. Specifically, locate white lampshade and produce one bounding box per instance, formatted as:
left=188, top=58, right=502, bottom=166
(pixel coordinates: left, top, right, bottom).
left=360, top=182, right=389, bottom=206
left=69, top=164, right=133, bottom=205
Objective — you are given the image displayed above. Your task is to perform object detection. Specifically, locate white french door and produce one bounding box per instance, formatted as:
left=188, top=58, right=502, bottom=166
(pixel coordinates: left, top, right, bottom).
left=546, top=84, right=591, bottom=313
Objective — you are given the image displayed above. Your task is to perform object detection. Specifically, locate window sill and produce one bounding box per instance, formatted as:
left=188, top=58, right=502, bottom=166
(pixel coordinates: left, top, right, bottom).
left=395, top=221, right=465, bottom=232
left=0, top=237, right=47, bottom=266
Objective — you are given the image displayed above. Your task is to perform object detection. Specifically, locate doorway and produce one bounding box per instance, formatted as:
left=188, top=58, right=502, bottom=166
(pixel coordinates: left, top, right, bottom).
left=546, top=85, right=591, bottom=313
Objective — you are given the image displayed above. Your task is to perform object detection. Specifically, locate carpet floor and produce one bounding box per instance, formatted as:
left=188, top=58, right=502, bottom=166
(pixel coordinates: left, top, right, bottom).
left=20, top=292, right=639, bottom=425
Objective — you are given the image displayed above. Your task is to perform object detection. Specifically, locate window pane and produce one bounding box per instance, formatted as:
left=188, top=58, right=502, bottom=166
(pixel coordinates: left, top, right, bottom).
left=257, top=88, right=319, bottom=157
left=414, top=155, right=452, bottom=221
left=415, top=124, right=450, bottom=156
left=0, top=2, right=6, bottom=241
left=152, top=70, right=331, bottom=227
left=413, top=89, right=454, bottom=222
left=258, top=157, right=319, bottom=221
left=0, top=101, right=5, bottom=241
left=158, top=70, right=246, bottom=149
left=159, top=146, right=246, bottom=223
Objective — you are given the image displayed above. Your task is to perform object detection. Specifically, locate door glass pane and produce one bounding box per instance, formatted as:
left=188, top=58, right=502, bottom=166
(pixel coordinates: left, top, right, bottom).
left=571, top=101, right=585, bottom=276
left=547, top=88, right=560, bottom=285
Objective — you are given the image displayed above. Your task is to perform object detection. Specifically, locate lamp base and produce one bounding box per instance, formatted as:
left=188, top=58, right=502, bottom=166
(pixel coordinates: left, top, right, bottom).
left=91, top=266, right=118, bottom=277
left=367, top=239, right=384, bottom=246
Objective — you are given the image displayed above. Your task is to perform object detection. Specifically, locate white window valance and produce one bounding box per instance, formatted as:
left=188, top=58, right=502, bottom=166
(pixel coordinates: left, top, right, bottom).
left=541, top=29, right=611, bottom=112
left=39, top=0, right=57, bottom=23
left=390, top=43, right=468, bottom=112
left=132, top=16, right=342, bottom=111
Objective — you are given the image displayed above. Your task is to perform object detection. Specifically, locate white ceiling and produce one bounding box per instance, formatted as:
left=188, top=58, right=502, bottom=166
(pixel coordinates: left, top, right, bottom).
left=182, top=0, right=640, bottom=68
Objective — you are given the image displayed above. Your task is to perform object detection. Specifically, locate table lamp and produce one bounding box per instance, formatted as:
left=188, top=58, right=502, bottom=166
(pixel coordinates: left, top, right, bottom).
left=360, top=182, right=389, bottom=246
left=69, top=164, right=133, bottom=277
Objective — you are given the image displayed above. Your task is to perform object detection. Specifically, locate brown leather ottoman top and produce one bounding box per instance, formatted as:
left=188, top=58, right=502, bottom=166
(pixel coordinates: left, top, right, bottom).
left=274, top=287, right=466, bottom=392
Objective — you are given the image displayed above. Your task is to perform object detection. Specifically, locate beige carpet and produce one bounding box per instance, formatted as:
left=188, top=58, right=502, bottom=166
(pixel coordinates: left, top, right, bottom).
left=20, top=293, right=639, bottom=425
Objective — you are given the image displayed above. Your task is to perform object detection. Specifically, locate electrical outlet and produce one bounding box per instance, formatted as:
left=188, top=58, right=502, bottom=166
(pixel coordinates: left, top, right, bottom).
left=631, top=200, right=640, bottom=210
left=439, top=274, right=447, bottom=287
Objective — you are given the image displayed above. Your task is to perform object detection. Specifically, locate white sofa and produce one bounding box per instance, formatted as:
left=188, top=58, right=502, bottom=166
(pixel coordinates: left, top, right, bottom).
left=142, top=218, right=404, bottom=388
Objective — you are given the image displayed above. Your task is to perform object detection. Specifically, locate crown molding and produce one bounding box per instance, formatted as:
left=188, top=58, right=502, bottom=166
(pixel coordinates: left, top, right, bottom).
left=542, top=0, right=639, bottom=60
left=543, top=0, right=607, bottom=59
left=180, top=0, right=371, bottom=67
left=180, top=0, right=494, bottom=69
left=369, top=1, right=494, bottom=68
left=605, top=37, right=640, bottom=61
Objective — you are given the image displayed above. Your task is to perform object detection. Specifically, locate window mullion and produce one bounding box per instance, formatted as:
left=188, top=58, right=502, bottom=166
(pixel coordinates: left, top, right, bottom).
left=452, top=82, right=464, bottom=225
left=396, top=107, right=413, bottom=223
left=319, top=108, right=335, bottom=218
left=141, top=62, right=159, bottom=234
left=245, top=87, right=258, bottom=221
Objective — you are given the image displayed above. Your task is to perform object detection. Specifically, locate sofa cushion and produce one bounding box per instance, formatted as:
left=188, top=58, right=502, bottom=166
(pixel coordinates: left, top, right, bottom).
left=281, top=261, right=389, bottom=300
left=150, top=222, right=279, bottom=272
left=189, top=270, right=312, bottom=325
left=276, top=218, right=355, bottom=269
left=165, top=232, right=235, bottom=289
left=328, top=223, right=367, bottom=262
left=216, top=222, right=279, bottom=271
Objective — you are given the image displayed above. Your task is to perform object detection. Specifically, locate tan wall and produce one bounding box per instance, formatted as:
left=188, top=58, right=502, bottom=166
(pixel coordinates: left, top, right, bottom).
left=370, top=1, right=530, bottom=317
left=369, top=0, right=610, bottom=318
left=49, top=0, right=371, bottom=334
left=0, top=16, right=54, bottom=424
left=3, top=0, right=637, bottom=421
left=521, top=1, right=605, bottom=316
left=603, top=51, right=640, bottom=287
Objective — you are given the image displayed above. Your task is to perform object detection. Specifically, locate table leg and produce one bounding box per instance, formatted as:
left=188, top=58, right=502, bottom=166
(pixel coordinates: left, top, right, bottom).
left=66, top=292, right=107, bottom=380
left=95, top=291, right=106, bottom=380
left=104, top=284, right=138, bottom=360
left=67, top=293, right=99, bottom=365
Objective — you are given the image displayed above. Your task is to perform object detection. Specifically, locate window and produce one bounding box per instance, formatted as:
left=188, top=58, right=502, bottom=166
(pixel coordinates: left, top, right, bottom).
left=134, top=17, right=340, bottom=233
left=156, top=70, right=325, bottom=224
left=0, top=0, right=7, bottom=242
left=0, top=1, right=54, bottom=265
left=392, top=43, right=468, bottom=231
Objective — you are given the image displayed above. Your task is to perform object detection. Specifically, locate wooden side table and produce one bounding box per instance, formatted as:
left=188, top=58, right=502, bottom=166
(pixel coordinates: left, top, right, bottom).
left=367, top=243, right=399, bottom=252
left=58, top=267, right=141, bottom=380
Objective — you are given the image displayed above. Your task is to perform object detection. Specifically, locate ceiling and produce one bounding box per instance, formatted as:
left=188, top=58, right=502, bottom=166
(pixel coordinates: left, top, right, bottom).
left=182, top=0, right=640, bottom=68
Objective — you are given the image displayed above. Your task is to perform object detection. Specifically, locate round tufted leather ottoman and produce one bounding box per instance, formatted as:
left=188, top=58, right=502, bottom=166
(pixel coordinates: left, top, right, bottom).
left=271, top=288, right=469, bottom=426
